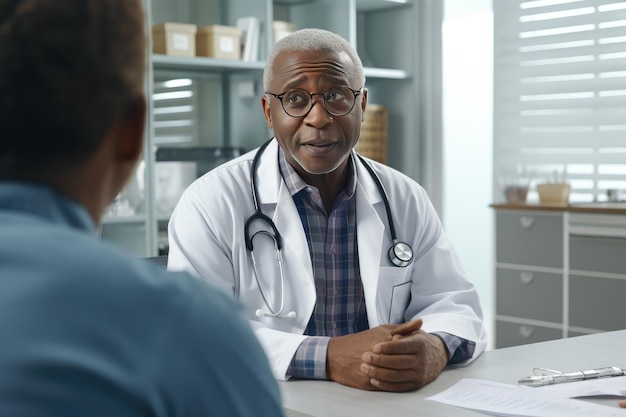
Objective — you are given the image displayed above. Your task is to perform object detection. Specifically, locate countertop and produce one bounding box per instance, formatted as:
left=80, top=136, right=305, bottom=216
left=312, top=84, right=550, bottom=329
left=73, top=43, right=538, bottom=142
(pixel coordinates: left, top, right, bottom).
left=490, top=202, right=626, bottom=214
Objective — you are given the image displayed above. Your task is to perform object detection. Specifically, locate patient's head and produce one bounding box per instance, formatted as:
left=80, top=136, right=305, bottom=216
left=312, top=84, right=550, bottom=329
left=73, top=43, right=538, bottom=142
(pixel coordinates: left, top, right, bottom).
left=0, top=0, right=145, bottom=173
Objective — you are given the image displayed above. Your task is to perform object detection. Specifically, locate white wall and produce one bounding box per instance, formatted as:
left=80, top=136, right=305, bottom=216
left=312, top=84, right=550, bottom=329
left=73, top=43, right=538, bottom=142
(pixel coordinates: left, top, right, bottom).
left=442, top=0, right=494, bottom=349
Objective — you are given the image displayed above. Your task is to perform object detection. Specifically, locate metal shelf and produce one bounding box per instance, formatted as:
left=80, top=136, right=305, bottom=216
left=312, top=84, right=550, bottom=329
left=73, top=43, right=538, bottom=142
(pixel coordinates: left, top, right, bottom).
left=102, top=214, right=147, bottom=225
left=364, top=66, right=409, bottom=80
left=153, top=55, right=408, bottom=81
left=357, top=0, right=409, bottom=13
left=152, top=54, right=265, bottom=74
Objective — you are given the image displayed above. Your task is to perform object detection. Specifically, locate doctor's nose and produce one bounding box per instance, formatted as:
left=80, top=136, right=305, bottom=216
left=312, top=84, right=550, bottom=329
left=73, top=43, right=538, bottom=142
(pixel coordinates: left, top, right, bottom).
left=303, top=97, right=333, bottom=127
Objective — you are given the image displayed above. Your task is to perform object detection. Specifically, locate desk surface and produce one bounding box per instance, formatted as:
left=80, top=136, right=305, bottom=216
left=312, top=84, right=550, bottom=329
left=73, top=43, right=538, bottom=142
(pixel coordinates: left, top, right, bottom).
left=280, top=330, right=626, bottom=417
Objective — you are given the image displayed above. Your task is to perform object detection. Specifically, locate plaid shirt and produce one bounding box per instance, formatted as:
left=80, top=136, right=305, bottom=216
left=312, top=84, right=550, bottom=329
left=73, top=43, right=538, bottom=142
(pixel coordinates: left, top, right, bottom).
left=278, top=150, right=474, bottom=379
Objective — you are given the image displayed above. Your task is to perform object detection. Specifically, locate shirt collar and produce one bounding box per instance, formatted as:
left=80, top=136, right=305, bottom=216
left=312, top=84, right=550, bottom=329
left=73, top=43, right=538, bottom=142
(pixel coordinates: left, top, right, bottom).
left=277, top=147, right=358, bottom=199
left=0, top=181, right=96, bottom=233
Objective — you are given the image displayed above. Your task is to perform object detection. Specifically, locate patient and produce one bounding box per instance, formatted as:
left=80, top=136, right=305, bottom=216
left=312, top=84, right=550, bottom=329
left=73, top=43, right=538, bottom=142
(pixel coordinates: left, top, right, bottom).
left=0, top=1, right=284, bottom=416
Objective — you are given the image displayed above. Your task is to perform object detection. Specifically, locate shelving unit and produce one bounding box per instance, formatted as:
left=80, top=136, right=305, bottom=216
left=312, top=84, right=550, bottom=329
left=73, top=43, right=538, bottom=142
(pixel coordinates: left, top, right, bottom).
left=100, top=0, right=421, bottom=257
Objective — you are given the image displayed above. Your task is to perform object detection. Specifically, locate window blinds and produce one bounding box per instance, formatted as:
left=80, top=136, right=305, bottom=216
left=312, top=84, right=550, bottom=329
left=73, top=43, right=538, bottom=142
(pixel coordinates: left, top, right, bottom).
left=494, top=0, right=626, bottom=203
left=152, top=77, right=196, bottom=144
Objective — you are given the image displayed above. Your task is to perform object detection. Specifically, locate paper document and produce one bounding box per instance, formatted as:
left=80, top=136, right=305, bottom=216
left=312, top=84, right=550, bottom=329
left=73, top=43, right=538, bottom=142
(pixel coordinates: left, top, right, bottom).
left=426, top=378, right=626, bottom=417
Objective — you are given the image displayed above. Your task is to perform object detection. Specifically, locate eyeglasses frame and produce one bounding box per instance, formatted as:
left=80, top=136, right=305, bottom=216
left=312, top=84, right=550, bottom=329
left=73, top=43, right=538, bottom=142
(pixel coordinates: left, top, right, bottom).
left=265, top=86, right=364, bottom=118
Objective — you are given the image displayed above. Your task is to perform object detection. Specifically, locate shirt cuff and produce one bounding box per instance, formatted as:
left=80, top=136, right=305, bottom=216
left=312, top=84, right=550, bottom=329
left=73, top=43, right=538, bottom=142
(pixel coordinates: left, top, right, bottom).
left=431, top=332, right=476, bottom=364
left=287, top=336, right=331, bottom=380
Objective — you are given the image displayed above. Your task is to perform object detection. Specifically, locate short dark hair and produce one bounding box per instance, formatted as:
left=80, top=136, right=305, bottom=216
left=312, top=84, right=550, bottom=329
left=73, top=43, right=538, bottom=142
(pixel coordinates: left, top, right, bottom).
left=0, top=0, right=145, bottom=173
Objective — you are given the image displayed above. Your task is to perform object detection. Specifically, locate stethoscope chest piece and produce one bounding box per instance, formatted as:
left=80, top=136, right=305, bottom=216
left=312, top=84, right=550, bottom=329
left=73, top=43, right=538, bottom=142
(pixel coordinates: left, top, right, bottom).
left=389, top=241, right=413, bottom=267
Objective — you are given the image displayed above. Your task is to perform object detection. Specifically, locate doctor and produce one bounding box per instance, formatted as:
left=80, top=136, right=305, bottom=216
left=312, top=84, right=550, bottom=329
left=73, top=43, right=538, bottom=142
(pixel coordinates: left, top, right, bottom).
left=168, top=28, right=487, bottom=392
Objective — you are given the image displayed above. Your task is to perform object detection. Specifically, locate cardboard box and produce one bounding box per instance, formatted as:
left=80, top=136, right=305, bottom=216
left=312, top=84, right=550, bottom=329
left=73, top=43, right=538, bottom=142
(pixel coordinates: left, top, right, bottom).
left=152, top=23, right=197, bottom=57
left=273, top=21, right=295, bottom=43
left=196, top=25, right=242, bottom=60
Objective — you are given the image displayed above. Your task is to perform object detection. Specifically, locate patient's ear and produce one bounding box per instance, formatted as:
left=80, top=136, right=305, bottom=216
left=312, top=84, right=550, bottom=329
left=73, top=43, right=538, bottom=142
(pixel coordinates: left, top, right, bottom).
left=115, top=96, right=146, bottom=163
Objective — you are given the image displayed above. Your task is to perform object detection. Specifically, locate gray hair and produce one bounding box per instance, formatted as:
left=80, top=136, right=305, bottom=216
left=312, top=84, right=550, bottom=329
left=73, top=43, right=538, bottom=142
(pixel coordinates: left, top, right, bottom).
left=263, top=28, right=366, bottom=92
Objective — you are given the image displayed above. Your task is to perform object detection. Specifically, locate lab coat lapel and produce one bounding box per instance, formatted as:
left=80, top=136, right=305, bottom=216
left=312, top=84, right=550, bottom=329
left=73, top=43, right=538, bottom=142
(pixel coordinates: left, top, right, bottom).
left=255, top=140, right=316, bottom=325
left=355, top=156, right=385, bottom=326
left=255, top=140, right=313, bottom=277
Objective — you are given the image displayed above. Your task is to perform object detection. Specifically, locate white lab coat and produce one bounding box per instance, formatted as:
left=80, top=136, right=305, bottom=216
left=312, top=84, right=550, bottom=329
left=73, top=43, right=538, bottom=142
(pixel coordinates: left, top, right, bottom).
left=168, top=139, right=487, bottom=380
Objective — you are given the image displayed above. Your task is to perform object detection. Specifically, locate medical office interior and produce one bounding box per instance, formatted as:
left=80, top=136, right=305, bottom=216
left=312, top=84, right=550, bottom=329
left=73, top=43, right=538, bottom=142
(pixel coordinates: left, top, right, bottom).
left=101, top=0, right=626, bottom=352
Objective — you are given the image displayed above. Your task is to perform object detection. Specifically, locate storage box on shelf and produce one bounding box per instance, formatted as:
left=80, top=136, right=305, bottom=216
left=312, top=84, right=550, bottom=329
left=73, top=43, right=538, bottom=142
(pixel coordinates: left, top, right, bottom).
left=196, top=25, right=242, bottom=60
left=152, top=23, right=197, bottom=57
left=272, top=20, right=296, bottom=43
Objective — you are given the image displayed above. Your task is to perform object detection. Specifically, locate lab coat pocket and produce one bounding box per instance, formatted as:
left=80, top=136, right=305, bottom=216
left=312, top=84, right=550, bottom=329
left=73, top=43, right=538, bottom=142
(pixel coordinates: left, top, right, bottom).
left=376, top=267, right=411, bottom=324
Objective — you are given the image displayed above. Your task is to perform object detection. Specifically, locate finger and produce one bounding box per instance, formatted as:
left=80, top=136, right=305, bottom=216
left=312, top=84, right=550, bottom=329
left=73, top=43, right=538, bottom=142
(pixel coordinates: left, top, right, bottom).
left=362, top=351, right=416, bottom=369
left=369, top=376, right=421, bottom=392
left=360, top=360, right=418, bottom=383
left=390, top=318, right=423, bottom=337
left=372, top=332, right=423, bottom=355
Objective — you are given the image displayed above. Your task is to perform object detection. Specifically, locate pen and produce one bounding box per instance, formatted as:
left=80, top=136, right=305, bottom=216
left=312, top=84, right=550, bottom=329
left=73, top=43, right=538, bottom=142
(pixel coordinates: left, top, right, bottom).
left=518, top=366, right=625, bottom=387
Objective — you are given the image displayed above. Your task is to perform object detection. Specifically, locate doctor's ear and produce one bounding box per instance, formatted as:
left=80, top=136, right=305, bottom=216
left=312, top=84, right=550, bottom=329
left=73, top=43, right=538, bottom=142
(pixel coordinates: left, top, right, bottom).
left=261, top=94, right=273, bottom=128
left=360, top=88, right=368, bottom=121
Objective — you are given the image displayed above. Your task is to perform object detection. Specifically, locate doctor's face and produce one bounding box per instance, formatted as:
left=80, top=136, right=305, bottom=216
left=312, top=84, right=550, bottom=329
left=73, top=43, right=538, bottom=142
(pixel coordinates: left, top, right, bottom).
left=262, top=49, right=367, bottom=182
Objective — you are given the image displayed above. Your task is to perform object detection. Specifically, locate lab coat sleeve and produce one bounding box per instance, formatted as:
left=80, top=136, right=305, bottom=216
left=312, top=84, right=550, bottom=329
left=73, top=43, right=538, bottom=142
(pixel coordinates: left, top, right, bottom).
left=167, top=187, right=235, bottom=294
left=166, top=163, right=309, bottom=381
left=403, top=185, right=487, bottom=364
left=249, top=322, right=308, bottom=380
left=363, top=160, right=487, bottom=365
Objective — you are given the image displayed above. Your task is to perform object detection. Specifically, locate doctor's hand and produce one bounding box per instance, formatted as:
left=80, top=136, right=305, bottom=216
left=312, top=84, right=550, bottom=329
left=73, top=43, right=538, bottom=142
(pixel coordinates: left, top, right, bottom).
left=326, top=320, right=421, bottom=390
left=619, top=399, right=626, bottom=408
left=326, top=320, right=441, bottom=391
left=359, top=318, right=449, bottom=392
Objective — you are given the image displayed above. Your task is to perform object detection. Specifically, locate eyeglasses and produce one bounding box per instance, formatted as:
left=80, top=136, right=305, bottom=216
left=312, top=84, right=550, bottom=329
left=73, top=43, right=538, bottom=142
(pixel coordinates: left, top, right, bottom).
left=265, top=86, right=362, bottom=118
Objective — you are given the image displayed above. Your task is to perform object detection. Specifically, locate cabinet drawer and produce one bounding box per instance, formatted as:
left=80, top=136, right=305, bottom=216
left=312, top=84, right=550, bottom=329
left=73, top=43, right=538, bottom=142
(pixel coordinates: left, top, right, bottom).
left=570, top=236, right=626, bottom=275
left=496, top=211, right=563, bottom=268
left=496, top=320, right=562, bottom=348
left=496, top=268, right=562, bottom=322
left=570, top=274, right=626, bottom=331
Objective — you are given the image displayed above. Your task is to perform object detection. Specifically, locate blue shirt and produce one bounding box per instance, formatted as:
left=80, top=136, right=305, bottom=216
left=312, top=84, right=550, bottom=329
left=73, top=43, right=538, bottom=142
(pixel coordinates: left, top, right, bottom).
left=0, top=182, right=285, bottom=417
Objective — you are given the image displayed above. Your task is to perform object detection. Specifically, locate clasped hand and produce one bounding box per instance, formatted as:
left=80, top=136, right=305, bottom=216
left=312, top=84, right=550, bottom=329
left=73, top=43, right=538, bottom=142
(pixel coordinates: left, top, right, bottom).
left=326, top=319, right=448, bottom=392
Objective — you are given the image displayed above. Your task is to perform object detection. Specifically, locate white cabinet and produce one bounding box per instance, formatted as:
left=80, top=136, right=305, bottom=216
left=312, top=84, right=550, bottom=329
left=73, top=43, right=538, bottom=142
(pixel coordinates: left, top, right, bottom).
left=494, top=207, right=626, bottom=348
left=101, top=0, right=421, bottom=257
left=494, top=210, right=566, bottom=348
left=568, top=213, right=626, bottom=334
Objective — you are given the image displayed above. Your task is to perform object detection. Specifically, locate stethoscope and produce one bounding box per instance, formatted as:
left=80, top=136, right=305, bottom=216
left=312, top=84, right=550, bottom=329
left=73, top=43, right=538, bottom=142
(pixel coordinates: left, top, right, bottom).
left=244, top=139, right=414, bottom=319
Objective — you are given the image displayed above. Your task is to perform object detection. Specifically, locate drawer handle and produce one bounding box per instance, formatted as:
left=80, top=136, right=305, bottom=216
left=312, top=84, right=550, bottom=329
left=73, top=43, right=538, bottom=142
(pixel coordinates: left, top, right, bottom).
left=520, top=216, right=535, bottom=229
left=519, top=325, right=534, bottom=339
left=519, top=271, right=534, bottom=284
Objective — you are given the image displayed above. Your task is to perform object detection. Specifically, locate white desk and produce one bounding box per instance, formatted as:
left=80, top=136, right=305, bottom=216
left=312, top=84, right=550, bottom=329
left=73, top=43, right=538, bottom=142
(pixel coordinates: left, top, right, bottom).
left=280, top=330, right=626, bottom=417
